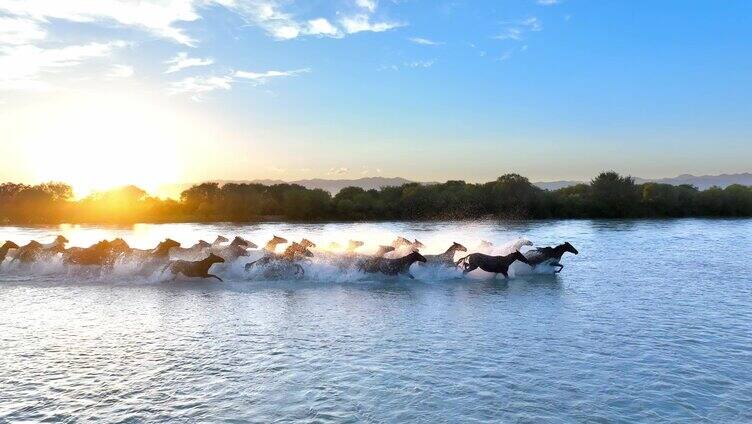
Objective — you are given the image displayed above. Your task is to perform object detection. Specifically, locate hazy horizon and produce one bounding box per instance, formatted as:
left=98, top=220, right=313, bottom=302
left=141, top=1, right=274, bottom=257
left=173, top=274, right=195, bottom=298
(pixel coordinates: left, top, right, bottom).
left=2, top=1, right=751, bottom=197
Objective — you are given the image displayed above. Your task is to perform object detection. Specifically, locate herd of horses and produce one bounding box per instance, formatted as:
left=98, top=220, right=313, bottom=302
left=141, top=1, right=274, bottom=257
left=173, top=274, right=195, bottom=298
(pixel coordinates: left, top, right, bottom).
left=0, top=234, right=578, bottom=281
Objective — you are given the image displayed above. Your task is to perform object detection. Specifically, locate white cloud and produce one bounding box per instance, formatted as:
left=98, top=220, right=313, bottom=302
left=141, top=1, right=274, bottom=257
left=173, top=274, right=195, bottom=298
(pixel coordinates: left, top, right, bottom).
left=0, top=0, right=203, bottom=45
left=234, top=68, right=310, bottom=82
left=408, top=37, right=442, bottom=46
left=165, top=52, right=214, bottom=73
left=356, top=0, right=377, bottom=12
left=495, top=16, right=542, bottom=41
left=340, top=14, right=403, bottom=34
left=404, top=59, right=434, bottom=68
left=307, top=18, right=340, bottom=37
left=106, top=64, right=133, bottom=78
left=537, top=0, right=560, bottom=5
left=169, top=75, right=233, bottom=98
left=0, top=17, right=46, bottom=45
left=0, top=41, right=124, bottom=90
left=170, top=67, right=310, bottom=99
left=328, top=167, right=349, bottom=175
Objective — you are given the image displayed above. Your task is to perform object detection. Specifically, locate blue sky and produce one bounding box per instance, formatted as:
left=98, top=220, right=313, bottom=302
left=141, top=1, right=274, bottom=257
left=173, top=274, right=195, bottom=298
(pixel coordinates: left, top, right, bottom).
left=1, top=0, right=751, bottom=191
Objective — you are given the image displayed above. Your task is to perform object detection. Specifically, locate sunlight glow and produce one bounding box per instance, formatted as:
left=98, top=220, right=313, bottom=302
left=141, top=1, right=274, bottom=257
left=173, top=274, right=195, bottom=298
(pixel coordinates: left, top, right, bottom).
left=22, top=93, right=182, bottom=198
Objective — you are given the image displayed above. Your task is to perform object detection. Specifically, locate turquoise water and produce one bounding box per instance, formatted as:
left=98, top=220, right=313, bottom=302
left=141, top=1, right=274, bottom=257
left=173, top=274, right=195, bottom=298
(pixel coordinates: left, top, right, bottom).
left=1, top=219, right=751, bottom=422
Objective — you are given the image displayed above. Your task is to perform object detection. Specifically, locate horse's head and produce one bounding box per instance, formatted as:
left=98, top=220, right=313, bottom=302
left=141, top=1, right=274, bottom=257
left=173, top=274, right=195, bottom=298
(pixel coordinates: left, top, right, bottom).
left=520, top=238, right=533, bottom=247
left=54, top=235, right=70, bottom=245
left=392, top=236, right=412, bottom=248
left=478, top=240, right=493, bottom=249
left=411, top=250, right=427, bottom=263
left=196, top=240, right=211, bottom=248
left=563, top=242, right=578, bottom=255
left=452, top=242, right=467, bottom=252
left=110, top=238, right=130, bottom=253
left=213, top=235, right=229, bottom=245
left=271, top=235, right=288, bottom=245
left=230, top=236, right=253, bottom=248
left=301, top=248, right=314, bottom=258
left=27, top=240, right=43, bottom=249
left=347, top=240, right=364, bottom=251
left=300, top=238, right=316, bottom=249
left=513, top=251, right=531, bottom=265
left=206, top=253, right=225, bottom=264
left=2, top=241, right=19, bottom=250
left=412, top=239, right=425, bottom=250
left=156, top=238, right=181, bottom=253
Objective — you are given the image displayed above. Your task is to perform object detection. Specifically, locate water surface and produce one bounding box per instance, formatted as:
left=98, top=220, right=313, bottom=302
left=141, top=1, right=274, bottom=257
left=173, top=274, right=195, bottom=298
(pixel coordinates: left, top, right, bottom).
left=1, top=219, right=751, bottom=422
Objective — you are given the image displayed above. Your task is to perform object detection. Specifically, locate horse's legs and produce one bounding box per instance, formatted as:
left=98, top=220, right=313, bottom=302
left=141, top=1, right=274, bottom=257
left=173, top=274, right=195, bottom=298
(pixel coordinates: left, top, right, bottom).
left=407, top=272, right=415, bottom=279
left=462, top=263, right=478, bottom=274
left=501, top=271, right=508, bottom=279
left=552, top=262, right=563, bottom=273
left=207, top=273, right=223, bottom=282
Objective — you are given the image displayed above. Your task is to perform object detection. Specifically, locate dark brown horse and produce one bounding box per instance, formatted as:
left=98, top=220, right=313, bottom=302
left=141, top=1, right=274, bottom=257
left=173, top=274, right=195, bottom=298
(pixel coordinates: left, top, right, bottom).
left=63, top=239, right=131, bottom=266
left=359, top=251, right=427, bottom=279
left=455, top=251, right=531, bottom=279
left=524, top=242, right=578, bottom=273
left=163, top=253, right=225, bottom=281
left=0, top=241, right=19, bottom=265
left=244, top=241, right=312, bottom=274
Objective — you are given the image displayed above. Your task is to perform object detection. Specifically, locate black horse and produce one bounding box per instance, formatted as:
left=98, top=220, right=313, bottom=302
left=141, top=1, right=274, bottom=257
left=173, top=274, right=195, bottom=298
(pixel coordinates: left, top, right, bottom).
left=524, top=242, right=578, bottom=273
left=455, top=251, right=531, bottom=278
left=163, top=253, right=226, bottom=281
left=359, top=251, right=427, bottom=279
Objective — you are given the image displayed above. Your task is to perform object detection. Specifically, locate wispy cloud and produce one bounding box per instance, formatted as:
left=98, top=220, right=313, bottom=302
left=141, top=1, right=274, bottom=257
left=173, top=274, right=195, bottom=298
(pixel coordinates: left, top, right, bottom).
left=495, top=16, right=542, bottom=41
left=537, top=0, right=561, bottom=5
left=328, top=167, right=350, bottom=175
left=0, top=0, right=203, bottom=46
left=0, top=17, right=46, bottom=45
left=106, top=64, right=133, bottom=79
left=340, top=14, right=404, bottom=34
left=408, top=37, right=442, bottom=46
left=170, top=67, right=310, bottom=100
left=165, top=52, right=214, bottom=74
left=0, top=41, right=125, bottom=90
left=234, top=68, right=310, bottom=83
left=404, top=59, right=435, bottom=68
left=356, top=0, right=377, bottom=13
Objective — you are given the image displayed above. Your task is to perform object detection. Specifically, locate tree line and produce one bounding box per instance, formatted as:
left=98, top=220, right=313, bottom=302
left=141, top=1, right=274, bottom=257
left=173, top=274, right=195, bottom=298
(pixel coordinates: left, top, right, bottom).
left=1, top=172, right=751, bottom=224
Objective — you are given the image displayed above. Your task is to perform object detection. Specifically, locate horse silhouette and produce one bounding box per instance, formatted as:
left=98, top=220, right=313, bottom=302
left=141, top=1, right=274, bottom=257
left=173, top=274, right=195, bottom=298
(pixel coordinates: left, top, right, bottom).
left=455, top=251, right=531, bottom=279
left=359, top=250, right=427, bottom=279
left=524, top=242, right=578, bottom=273
left=163, top=253, right=225, bottom=281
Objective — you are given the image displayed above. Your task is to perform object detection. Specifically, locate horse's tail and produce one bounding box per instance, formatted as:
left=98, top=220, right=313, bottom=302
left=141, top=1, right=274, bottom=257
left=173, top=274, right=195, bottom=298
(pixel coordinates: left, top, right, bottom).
left=455, top=254, right=470, bottom=268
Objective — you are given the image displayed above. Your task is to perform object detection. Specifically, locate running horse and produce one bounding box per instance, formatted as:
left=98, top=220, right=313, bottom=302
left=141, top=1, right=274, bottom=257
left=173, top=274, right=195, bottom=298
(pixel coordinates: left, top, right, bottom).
left=523, top=242, right=578, bottom=273
left=422, top=242, right=467, bottom=267
left=163, top=253, right=226, bottom=282
left=455, top=251, right=531, bottom=279
left=0, top=241, right=19, bottom=266
left=359, top=250, right=427, bottom=279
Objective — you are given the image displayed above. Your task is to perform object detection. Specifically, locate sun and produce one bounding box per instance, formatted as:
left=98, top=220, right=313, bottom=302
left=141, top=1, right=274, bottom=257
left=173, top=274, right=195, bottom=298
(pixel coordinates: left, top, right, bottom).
left=22, top=93, right=183, bottom=198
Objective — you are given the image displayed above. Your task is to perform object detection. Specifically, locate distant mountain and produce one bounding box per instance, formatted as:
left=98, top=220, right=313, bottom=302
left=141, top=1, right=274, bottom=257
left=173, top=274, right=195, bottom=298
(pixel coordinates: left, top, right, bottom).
left=533, top=173, right=752, bottom=191
left=533, top=180, right=584, bottom=191
left=633, top=173, right=752, bottom=190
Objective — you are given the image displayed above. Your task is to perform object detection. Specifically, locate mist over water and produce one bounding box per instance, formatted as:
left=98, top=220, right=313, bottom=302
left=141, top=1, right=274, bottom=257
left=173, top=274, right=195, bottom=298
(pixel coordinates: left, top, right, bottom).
left=1, top=219, right=752, bottom=422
